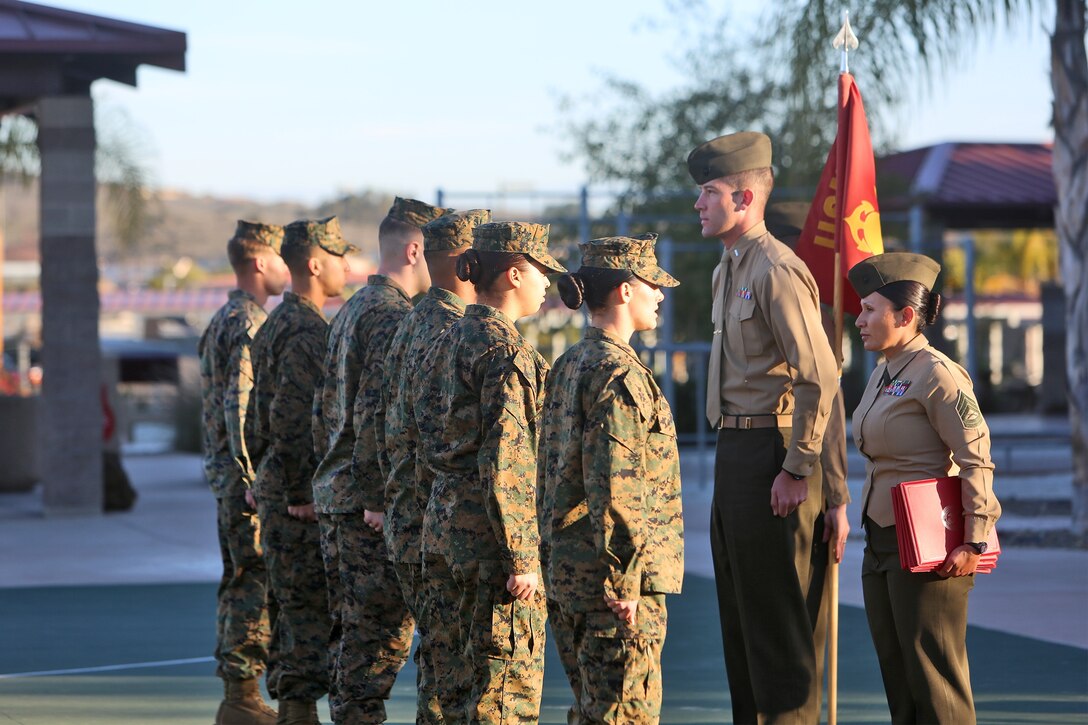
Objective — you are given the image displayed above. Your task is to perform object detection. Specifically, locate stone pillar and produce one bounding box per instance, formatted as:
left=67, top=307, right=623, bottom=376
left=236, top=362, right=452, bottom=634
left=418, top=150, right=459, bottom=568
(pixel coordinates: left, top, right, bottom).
left=37, top=94, right=102, bottom=516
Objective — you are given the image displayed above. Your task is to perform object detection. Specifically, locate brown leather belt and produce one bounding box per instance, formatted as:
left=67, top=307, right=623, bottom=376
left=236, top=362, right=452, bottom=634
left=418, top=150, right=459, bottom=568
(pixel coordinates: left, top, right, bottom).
left=716, top=413, right=792, bottom=430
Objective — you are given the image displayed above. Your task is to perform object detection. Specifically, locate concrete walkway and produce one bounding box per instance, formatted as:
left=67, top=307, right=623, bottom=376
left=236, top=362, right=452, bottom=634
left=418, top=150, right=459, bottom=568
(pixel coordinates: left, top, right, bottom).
left=1, top=450, right=1085, bottom=650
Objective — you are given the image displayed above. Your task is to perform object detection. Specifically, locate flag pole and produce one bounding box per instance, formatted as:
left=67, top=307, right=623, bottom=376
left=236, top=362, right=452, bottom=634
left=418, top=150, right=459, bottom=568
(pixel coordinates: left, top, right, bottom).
left=827, top=12, right=857, bottom=725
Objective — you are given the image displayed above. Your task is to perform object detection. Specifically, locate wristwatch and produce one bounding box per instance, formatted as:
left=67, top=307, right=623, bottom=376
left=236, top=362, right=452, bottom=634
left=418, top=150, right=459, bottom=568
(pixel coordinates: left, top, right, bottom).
left=784, top=470, right=805, bottom=481
left=965, top=541, right=988, bottom=555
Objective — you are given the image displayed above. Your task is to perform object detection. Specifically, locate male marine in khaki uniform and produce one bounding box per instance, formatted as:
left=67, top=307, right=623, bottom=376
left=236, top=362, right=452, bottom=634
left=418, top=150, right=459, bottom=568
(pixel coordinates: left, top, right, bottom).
left=312, top=197, right=447, bottom=724
left=200, top=221, right=289, bottom=725
left=689, top=132, right=839, bottom=723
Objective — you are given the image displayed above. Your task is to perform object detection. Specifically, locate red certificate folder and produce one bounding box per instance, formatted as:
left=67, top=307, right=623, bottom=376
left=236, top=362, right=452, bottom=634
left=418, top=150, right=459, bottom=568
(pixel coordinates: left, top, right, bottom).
left=891, top=476, right=1000, bottom=574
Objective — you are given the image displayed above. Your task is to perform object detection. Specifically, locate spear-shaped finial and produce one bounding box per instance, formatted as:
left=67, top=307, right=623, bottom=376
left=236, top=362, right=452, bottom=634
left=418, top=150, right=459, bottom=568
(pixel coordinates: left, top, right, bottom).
left=833, top=11, right=859, bottom=73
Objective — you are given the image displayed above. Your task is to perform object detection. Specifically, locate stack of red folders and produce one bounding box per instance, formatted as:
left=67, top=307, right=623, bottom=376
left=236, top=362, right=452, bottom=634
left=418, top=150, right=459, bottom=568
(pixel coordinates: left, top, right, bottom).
left=891, top=476, right=1000, bottom=574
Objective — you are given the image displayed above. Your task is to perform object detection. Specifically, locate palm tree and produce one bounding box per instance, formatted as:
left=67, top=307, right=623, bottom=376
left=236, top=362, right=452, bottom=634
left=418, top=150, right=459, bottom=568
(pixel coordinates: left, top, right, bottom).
left=770, top=0, right=1088, bottom=533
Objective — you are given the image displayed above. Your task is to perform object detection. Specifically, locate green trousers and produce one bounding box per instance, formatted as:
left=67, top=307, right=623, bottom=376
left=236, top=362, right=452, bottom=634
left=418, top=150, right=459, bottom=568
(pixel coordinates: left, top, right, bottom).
left=710, top=427, right=824, bottom=724
left=862, top=520, right=976, bottom=724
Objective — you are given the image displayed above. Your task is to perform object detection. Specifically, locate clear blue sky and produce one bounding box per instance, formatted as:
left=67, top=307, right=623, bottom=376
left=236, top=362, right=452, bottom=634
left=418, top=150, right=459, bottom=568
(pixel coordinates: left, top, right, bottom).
left=58, top=0, right=1054, bottom=204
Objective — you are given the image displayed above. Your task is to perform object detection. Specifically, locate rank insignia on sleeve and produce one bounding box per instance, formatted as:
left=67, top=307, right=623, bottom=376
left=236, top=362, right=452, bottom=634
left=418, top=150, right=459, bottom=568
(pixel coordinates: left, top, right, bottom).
left=883, top=379, right=911, bottom=396
left=956, top=390, right=983, bottom=428
left=735, top=287, right=752, bottom=300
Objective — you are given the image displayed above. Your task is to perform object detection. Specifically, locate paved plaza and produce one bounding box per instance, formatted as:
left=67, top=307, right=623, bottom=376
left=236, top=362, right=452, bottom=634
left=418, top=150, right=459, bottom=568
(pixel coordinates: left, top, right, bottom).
left=0, top=452, right=1085, bottom=723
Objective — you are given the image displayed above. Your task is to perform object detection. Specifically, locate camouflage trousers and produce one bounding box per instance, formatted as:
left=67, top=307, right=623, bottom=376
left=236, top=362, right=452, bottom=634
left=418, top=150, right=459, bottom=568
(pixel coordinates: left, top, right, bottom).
left=393, top=560, right=443, bottom=724
left=256, top=500, right=331, bottom=702
left=423, top=557, right=472, bottom=723
left=549, top=595, right=666, bottom=725
left=214, top=492, right=273, bottom=683
left=318, top=513, right=414, bottom=724
left=454, top=559, right=547, bottom=724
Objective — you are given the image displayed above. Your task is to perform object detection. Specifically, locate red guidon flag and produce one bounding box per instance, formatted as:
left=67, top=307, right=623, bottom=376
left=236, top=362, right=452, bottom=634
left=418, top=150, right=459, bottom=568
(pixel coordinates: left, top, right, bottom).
left=795, top=72, right=884, bottom=316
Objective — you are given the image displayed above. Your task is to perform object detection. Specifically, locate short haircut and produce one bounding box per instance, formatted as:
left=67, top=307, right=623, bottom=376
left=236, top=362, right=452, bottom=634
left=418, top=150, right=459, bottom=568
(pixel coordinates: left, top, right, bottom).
left=227, top=238, right=273, bottom=270
left=281, top=244, right=316, bottom=276
left=727, top=167, right=774, bottom=199
left=378, top=215, right=422, bottom=259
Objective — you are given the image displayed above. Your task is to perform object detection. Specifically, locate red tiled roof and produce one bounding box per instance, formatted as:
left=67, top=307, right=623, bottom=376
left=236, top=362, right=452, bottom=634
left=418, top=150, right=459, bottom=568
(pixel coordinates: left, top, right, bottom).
left=878, top=142, right=1054, bottom=229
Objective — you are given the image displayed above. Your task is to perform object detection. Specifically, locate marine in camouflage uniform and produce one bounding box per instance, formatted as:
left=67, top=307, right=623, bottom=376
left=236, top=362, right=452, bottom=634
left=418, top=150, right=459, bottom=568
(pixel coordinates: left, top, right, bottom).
left=539, top=236, right=684, bottom=724
left=312, top=197, right=448, bottom=724
left=416, top=222, right=566, bottom=723
left=380, top=209, right=490, bottom=722
left=247, top=217, right=355, bottom=724
left=200, top=220, right=287, bottom=725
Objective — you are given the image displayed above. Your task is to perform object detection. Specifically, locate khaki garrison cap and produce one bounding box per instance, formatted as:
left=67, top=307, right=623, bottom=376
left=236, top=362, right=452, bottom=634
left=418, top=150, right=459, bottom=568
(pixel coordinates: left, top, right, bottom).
left=282, top=216, right=358, bottom=257
left=231, top=220, right=285, bottom=253
left=388, top=196, right=454, bottom=229
left=848, top=252, right=941, bottom=298
left=423, top=209, right=493, bottom=251
left=472, top=221, right=567, bottom=274
left=579, top=233, right=679, bottom=288
left=764, top=201, right=812, bottom=248
left=687, top=131, right=772, bottom=185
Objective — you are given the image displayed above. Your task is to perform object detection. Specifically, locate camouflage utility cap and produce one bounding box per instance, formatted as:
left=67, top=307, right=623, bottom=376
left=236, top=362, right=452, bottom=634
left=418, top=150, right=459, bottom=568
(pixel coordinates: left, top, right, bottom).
left=765, top=201, right=812, bottom=248
left=473, top=221, right=567, bottom=273
left=282, top=216, right=358, bottom=257
left=848, top=252, right=941, bottom=298
left=423, top=209, right=492, bottom=251
left=688, top=131, right=772, bottom=185
left=579, top=233, right=679, bottom=288
left=388, top=197, right=453, bottom=229
left=231, top=220, right=285, bottom=253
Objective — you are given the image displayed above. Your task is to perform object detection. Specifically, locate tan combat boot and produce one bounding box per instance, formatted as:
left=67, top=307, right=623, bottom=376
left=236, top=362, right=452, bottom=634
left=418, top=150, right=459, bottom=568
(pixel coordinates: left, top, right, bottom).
left=215, top=678, right=277, bottom=725
left=276, top=699, right=320, bottom=725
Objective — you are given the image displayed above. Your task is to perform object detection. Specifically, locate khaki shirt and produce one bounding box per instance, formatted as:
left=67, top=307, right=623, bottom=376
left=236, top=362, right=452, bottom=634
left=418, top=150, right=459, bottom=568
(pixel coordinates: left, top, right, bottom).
left=852, top=334, right=1000, bottom=542
left=416, top=304, right=547, bottom=575
left=540, top=328, right=684, bottom=608
left=710, top=221, right=838, bottom=475
left=822, top=388, right=850, bottom=507
left=198, top=289, right=266, bottom=498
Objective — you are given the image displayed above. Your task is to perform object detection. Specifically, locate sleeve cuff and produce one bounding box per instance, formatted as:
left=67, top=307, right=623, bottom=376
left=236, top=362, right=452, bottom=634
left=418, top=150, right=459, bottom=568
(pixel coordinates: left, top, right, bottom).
left=507, top=551, right=539, bottom=576
left=604, top=572, right=642, bottom=601
left=964, top=515, right=991, bottom=543
left=782, top=451, right=818, bottom=478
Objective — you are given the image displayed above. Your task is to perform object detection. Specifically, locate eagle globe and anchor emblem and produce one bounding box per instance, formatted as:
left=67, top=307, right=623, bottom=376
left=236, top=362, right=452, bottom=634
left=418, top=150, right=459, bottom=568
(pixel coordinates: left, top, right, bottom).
left=940, top=505, right=957, bottom=531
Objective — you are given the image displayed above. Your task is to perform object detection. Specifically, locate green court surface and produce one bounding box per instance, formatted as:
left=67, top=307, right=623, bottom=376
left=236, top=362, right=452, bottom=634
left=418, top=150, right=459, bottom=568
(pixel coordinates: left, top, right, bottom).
left=0, top=576, right=1084, bottom=724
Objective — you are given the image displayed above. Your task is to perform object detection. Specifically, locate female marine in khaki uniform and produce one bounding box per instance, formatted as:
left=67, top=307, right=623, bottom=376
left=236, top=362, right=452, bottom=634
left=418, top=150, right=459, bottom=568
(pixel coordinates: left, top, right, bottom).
left=415, top=221, right=565, bottom=723
left=849, top=253, right=1000, bottom=724
left=540, top=235, right=683, bottom=724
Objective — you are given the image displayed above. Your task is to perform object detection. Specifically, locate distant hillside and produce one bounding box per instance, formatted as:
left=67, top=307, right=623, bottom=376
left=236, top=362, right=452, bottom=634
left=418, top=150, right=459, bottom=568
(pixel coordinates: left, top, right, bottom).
left=0, top=177, right=396, bottom=270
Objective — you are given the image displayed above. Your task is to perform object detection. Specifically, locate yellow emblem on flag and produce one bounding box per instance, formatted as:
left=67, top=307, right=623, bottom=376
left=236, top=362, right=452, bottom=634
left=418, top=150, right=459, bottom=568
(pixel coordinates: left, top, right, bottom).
left=844, top=199, right=884, bottom=254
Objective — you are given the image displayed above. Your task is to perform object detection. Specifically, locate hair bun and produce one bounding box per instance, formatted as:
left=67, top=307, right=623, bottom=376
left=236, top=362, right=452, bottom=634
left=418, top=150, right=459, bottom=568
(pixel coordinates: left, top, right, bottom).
left=557, top=273, right=585, bottom=310
left=456, top=249, right=481, bottom=283
left=925, top=291, right=942, bottom=326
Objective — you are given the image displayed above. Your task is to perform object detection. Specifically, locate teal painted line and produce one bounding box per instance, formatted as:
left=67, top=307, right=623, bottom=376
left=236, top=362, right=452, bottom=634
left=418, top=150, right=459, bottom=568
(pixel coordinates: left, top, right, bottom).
left=0, top=656, right=215, bottom=679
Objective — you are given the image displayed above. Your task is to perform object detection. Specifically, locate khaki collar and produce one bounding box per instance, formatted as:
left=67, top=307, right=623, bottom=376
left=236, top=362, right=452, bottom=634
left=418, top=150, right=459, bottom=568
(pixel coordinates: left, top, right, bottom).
left=882, top=333, right=929, bottom=382
left=722, top=220, right=767, bottom=265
